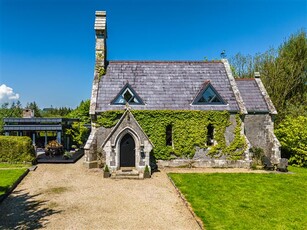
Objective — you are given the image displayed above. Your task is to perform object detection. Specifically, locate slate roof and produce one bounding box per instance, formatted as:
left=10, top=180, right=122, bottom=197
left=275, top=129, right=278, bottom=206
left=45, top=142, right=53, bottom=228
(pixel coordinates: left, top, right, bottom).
left=95, top=61, right=240, bottom=112
left=235, top=79, right=269, bottom=112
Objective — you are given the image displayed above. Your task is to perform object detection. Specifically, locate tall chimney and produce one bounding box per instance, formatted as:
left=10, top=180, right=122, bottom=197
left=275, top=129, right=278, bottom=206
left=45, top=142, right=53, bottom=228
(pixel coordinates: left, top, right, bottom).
left=94, top=11, right=107, bottom=72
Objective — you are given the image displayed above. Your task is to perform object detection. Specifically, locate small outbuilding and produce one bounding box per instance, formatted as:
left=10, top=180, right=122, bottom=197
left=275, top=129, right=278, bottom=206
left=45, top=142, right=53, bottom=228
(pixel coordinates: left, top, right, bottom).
left=3, top=116, right=78, bottom=150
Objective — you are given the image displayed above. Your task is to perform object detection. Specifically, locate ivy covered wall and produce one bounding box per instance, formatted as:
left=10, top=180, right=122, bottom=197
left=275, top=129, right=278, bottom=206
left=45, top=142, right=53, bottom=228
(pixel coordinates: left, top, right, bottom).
left=96, top=110, right=246, bottom=160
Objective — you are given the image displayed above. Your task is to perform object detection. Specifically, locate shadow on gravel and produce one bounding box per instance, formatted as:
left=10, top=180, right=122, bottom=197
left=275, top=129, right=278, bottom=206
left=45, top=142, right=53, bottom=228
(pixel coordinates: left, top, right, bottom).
left=0, top=189, right=61, bottom=229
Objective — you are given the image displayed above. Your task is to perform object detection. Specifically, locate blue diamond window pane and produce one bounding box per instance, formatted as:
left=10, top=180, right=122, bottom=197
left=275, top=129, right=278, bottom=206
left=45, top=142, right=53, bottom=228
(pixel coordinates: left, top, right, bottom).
left=115, top=96, right=125, bottom=104
left=133, top=97, right=139, bottom=103
left=111, top=84, right=144, bottom=105
left=123, top=90, right=133, bottom=102
left=197, top=86, right=222, bottom=103
left=205, top=87, right=215, bottom=101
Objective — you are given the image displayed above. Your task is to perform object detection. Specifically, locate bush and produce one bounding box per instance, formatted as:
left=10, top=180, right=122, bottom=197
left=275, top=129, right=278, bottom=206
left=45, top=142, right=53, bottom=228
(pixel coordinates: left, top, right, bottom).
left=275, top=116, right=307, bottom=167
left=0, top=136, right=35, bottom=163
left=250, top=147, right=264, bottom=169
left=104, top=164, right=109, bottom=172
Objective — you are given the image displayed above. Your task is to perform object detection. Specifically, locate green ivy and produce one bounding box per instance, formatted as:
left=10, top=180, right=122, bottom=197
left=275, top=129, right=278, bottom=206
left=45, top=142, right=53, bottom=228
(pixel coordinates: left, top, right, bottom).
left=224, top=115, right=247, bottom=160
left=96, top=110, right=246, bottom=160
left=96, top=66, right=106, bottom=80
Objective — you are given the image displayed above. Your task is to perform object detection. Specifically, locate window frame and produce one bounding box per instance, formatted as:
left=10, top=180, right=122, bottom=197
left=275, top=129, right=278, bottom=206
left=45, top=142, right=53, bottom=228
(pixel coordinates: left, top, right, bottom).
left=192, top=83, right=226, bottom=105
left=111, top=83, right=144, bottom=105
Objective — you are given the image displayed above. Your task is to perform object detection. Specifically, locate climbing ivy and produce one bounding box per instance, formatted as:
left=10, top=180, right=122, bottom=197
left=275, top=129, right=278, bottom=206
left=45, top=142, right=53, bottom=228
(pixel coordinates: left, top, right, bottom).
left=96, top=110, right=246, bottom=160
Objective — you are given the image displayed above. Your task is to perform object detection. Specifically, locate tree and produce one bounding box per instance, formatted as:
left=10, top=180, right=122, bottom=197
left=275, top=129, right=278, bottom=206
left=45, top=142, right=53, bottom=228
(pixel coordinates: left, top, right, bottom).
left=0, top=101, right=23, bottom=134
left=67, top=100, right=90, bottom=123
left=65, top=100, right=91, bottom=147
left=229, top=49, right=277, bottom=79
left=261, top=30, right=307, bottom=115
left=41, top=107, right=72, bottom=117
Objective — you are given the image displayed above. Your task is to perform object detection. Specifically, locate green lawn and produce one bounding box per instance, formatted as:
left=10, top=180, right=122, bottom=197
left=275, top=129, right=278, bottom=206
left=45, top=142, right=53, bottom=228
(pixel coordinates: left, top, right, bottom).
left=169, top=167, right=307, bottom=230
left=0, top=163, right=31, bottom=168
left=0, top=164, right=29, bottom=197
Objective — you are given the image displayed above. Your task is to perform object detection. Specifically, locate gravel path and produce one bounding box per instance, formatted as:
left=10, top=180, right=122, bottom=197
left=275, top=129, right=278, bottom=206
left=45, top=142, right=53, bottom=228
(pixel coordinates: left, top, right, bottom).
left=0, top=160, right=201, bottom=230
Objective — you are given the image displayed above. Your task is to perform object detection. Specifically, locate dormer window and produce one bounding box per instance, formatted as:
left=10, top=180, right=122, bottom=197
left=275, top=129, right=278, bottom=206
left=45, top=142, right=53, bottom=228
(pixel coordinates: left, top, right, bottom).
left=111, top=83, right=144, bottom=105
left=192, top=82, right=226, bottom=105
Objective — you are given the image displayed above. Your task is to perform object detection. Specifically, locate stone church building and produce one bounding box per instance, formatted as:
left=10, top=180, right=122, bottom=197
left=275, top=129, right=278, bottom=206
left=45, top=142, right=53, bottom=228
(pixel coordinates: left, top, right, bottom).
left=84, top=11, right=280, bottom=175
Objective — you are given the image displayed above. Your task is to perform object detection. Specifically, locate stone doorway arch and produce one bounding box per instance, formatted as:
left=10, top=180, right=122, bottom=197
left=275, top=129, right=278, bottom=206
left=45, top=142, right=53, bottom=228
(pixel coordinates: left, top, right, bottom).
left=120, top=133, right=136, bottom=167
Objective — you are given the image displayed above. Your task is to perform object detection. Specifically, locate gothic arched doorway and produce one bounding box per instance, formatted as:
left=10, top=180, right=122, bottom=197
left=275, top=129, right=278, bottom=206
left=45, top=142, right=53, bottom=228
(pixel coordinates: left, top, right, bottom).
left=120, top=133, right=135, bottom=167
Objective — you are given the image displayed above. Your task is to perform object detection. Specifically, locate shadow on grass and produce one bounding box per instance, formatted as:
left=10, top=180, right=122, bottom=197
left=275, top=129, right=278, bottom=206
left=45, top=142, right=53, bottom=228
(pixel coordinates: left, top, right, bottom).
left=0, top=189, right=61, bottom=229
left=0, top=186, right=10, bottom=195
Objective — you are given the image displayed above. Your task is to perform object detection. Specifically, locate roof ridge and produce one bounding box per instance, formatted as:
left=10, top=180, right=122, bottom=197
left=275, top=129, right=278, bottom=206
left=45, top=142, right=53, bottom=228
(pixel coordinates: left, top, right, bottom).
left=235, top=78, right=255, bottom=81
left=108, top=60, right=222, bottom=64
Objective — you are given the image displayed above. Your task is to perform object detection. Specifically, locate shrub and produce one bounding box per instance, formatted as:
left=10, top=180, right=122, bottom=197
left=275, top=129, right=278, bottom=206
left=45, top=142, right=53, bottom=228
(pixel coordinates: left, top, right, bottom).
left=104, top=164, right=110, bottom=172
left=0, top=136, right=35, bottom=163
left=275, top=116, right=307, bottom=167
left=250, top=147, right=264, bottom=169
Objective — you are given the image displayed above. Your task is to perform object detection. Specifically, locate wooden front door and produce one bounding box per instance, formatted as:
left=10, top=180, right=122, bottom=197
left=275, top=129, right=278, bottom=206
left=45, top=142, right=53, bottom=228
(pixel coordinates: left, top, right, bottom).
left=120, top=133, right=135, bottom=167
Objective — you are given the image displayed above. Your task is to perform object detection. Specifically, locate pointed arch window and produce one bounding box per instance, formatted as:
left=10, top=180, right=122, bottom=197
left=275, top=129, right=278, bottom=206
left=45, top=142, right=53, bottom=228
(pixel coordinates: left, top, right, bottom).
left=166, top=124, right=173, bottom=146
left=207, top=124, right=214, bottom=146
left=192, top=82, right=226, bottom=105
left=111, top=83, right=144, bottom=105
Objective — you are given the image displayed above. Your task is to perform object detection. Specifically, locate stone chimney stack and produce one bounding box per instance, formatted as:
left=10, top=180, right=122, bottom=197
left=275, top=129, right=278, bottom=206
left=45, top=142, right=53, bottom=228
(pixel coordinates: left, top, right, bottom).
left=254, top=72, right=260, bottom=78
left=94, top=11, right=107, bottom=71
left=23, top=109, right=34, bottom=118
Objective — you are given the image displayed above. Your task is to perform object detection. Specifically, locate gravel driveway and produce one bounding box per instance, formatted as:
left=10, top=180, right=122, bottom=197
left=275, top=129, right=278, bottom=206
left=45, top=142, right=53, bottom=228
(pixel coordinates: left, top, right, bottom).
left=0, top=159, right=200, bottom=230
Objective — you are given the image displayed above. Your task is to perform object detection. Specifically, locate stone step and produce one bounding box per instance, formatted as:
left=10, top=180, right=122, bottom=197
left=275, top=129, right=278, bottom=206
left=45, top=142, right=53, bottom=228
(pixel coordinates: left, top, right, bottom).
left=111, top=170, right=144, bottom=179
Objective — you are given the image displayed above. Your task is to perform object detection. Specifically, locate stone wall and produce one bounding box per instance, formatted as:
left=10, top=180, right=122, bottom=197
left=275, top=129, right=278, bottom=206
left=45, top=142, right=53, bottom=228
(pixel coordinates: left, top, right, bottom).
left=157, top=159, right=250, bottom=168
left=244, top=114, right=280, bottom=163
left=84, top=127, right=98, bottom=168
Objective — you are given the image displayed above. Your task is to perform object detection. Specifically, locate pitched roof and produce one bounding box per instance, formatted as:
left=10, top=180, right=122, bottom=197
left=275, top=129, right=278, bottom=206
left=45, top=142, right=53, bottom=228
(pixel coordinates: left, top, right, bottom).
left=235, top=78, right=269, bottom=112
left=95, top=61, right=240, bottom=112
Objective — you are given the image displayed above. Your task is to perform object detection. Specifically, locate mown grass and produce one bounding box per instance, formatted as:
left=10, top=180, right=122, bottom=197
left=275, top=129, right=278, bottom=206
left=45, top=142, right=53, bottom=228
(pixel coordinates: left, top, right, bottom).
left=0, top=168, right=28, bottom=196
left=169, top=166, right=307, bottom=230
left=0, top=163, right=31, bottom=168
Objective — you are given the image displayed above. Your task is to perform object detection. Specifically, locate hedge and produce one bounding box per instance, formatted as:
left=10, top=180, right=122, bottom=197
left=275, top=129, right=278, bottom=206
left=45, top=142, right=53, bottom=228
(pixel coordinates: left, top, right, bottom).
left=96, top=110, right=247, bottom=160
left=0, top=136, right=35, bottom=163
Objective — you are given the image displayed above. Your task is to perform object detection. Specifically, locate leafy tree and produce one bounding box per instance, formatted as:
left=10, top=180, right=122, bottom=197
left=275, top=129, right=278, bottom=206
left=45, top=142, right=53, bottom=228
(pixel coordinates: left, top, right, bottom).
left=261, top=31, right=307, bottom=116
left=65, top=100, right=91, bottom=147
left=229, top=49, right=277, bottom=79
left=275, top=116, right=307, bottom=167
left=41, top=107, right=72, bottom=117
left=0, top=101, right=23, bottom=134
left=67, top=100, right=90, bottom=123
left=65, top=122, right=89, bottom=147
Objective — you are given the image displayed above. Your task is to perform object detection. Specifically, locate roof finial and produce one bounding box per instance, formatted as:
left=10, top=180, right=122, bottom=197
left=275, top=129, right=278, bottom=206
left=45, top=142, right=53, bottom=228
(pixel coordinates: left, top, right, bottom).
left=125, top=102, right=131, bottom=111
left=220, top=50, right=226, bottom=59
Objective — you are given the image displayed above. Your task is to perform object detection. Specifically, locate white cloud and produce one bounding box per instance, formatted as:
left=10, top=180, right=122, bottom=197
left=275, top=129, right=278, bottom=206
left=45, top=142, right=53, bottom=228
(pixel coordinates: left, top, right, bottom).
left=0, top=84, right=20, bottom=103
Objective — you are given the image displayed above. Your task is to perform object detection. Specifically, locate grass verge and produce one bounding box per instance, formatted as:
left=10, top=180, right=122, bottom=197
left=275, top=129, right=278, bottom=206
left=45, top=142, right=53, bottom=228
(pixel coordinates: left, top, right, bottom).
left=0, top=165, right=28, bottom=197
left=0, top=163, right=31, bottom=168
left=169, top=166, right=307, bottom=230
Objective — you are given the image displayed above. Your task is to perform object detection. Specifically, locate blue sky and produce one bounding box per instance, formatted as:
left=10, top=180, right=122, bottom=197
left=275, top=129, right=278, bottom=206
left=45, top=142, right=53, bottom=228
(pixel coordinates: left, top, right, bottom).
left=0, top=0, right=306, bottom=109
